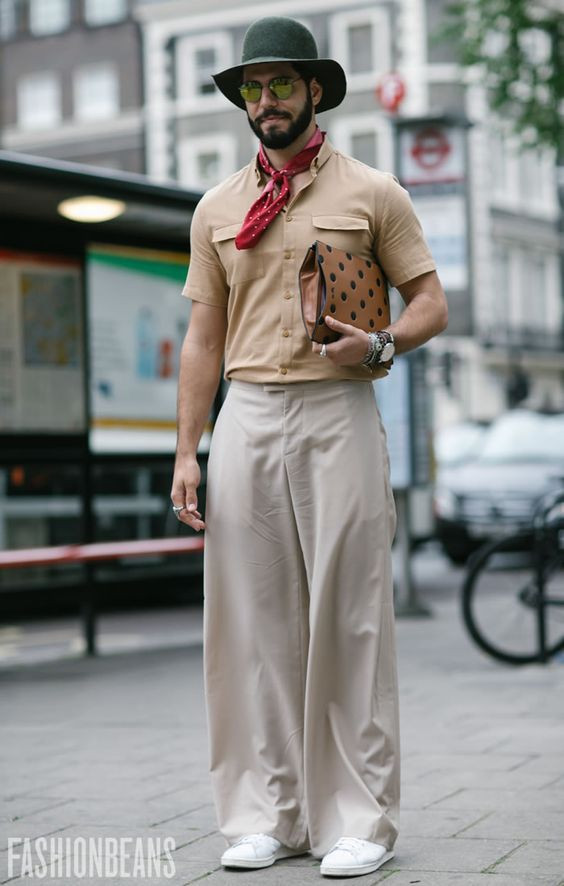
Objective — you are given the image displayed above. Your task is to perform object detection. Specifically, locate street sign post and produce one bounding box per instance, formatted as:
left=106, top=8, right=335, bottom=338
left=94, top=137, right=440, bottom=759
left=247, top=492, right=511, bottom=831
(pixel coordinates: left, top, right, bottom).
left=376, top=351, right=433, bottom=617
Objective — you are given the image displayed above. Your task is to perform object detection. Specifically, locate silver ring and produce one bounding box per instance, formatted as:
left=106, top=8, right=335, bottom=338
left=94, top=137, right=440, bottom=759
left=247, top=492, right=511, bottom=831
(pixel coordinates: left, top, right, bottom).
left=320, top=343, right=327, bottom=357
left=172, top=505, right=184, bottom=515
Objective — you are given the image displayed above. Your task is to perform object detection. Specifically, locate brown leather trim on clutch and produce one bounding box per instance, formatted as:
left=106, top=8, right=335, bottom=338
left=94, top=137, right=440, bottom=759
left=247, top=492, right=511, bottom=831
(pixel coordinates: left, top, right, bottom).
left=299, top=240, right=390, bottom=344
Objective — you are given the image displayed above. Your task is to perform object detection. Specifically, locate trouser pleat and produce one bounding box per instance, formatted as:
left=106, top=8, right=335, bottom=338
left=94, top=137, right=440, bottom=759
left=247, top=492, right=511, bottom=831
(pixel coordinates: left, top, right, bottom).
left=202, top=380, right=399, bottom=857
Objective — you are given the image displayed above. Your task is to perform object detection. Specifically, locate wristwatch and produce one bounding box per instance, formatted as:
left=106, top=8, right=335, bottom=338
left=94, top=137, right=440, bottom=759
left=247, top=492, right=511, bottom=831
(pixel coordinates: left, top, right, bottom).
left=362, top=331, right=395, bottom=369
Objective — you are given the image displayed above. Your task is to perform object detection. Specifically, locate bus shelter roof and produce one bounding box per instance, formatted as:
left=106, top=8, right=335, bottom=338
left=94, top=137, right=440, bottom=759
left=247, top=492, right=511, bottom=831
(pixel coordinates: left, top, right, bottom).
left=0, top=150, right=202, bottom=249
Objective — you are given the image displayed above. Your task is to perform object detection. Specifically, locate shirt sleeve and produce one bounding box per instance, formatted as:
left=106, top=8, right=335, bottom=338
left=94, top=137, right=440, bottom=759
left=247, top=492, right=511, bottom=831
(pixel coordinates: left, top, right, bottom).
left=181, top=197, right=229, bottom=307
left=376, top=173, right=436, bottom=288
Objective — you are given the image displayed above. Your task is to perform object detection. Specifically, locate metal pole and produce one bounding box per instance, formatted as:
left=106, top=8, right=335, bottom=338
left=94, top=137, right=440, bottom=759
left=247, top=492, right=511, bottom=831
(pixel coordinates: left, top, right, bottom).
left=534, top=509, right=548, bottom=664
left=81, top=248, right=97, bottom=656
left=393, top=489, right=432, bottom=618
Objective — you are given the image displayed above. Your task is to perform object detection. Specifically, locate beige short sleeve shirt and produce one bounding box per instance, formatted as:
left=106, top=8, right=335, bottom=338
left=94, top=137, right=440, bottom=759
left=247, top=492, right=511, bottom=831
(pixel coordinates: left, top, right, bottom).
left=182, top=138, right=436, bottom=383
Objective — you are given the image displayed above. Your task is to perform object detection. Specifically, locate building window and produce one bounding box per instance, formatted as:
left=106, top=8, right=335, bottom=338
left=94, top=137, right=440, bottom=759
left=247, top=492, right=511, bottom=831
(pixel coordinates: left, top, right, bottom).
left=195, top=151, right=220, bottom=185
left=490, top=131, right=509, bottom=198
left=74, top=65, right=120, bottom=121
left=194, top=47, right=217, bottom=96
left=17, top=72, right=61, bottom=130
left=351, top=132, right=378, bottom=168
left=178, top=134, right=236, bottom=190
left=29, top=0, right=69, bottom=36
left=331, top=114, right=393, bottom=171
left=492, top=244, right=510, bottom=329
left=0, top=0, right=16, bottom=39
left=521, top=252, right=548, bottom=331
left=175, top=32, right=231, bottom=105
left=489, top=123, right=558, bottom=217
left=84, top=0, right=127, bottom=26
left=329, top=9, right=391, bottom=90
left=519, top=147, right=552, bottom=206
left=347, top=25, right=373, bottom=76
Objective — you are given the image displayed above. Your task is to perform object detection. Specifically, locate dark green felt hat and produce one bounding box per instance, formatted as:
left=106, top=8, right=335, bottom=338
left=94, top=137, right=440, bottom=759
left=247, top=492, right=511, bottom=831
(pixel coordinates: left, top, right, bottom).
left=213, top=16, right=347, bottom=114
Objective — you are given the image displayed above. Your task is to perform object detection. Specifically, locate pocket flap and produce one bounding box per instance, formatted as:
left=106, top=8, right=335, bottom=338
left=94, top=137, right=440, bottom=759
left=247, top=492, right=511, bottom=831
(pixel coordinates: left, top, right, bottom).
left=212, top=223, right=241, bottom=243
left=312, top=215, right=370, bottom=231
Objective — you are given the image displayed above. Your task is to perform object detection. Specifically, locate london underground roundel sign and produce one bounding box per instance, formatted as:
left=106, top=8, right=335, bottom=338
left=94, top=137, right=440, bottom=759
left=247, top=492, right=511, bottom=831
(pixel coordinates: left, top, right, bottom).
left=410, top=127, right=452, bottom=170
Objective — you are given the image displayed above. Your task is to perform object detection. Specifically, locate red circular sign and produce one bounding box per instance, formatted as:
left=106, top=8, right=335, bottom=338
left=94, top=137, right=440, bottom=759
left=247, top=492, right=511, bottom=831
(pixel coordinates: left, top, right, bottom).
left=410, top=127, right=451, bottom=170
left=375, top=73, right=406, bottom=113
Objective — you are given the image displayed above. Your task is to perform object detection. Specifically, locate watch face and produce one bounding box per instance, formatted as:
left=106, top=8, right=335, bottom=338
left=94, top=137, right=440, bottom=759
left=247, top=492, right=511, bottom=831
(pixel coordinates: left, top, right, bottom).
left=380, top=341, right=395, bottom=362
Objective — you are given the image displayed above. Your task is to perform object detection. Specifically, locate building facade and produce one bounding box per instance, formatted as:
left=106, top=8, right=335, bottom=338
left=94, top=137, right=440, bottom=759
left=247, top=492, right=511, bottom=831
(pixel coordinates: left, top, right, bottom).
left=0, top=0, right=560, bottom=424
left=0, top=0, right=145, bottom=171
left=135, top=0, right=563, bottom=424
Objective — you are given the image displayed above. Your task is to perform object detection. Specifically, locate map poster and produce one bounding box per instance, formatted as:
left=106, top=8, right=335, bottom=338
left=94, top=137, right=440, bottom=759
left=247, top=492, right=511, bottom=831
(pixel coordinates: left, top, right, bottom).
left=0, top=250, right=85, bottom=433
left=374, top=351, right=431, bottom=490
left=87, top=244, right=197, bottom=454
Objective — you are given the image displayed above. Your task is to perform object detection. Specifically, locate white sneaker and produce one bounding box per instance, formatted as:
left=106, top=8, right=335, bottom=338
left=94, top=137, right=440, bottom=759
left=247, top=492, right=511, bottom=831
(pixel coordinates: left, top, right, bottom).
left=320, top=836, right=394, bottom=877
left=221, top=833, right=306, bottom=869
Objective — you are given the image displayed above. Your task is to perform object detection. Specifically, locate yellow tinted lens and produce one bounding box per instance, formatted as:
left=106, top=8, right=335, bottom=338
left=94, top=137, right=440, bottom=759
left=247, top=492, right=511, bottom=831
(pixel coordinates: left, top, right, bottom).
left=270, top=78, right=293, bottom=99
left=239, top=82, right=262, bottom=102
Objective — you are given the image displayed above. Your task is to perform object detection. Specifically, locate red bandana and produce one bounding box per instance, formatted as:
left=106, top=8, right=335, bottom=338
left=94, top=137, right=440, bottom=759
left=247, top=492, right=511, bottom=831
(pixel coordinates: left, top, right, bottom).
left=235, top=128, right=325, bottom=250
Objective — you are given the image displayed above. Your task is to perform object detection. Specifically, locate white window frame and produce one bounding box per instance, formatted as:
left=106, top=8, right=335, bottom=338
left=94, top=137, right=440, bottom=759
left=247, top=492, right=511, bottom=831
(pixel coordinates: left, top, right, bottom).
left=489, top=124, right=558, bottom=220
left=329, top=7, right=391, bottom=92
left=489, top=241, right=512, bottom=335
left=177, top=133, right=237, bottom=191
left=84, top=0, right=127, bottom=27
left=490, top=243, right=558, bottom=336
left=17, top=72, right=62, bottom=131
left=29, top=0, right=70, bottom=36
left=330, top=113, right=393, bottom=172
left=505, top=246, right=522, bottom=330
left=73, top=63, right=120, bottom=122
left=175, top=31, right=232, bottom=112
left=517, top=247, right=560, bottom=333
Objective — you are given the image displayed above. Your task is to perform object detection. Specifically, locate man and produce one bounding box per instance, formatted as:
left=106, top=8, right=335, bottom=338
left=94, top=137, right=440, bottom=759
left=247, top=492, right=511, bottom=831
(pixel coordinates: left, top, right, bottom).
left=171, top=16, right=447, bottom=879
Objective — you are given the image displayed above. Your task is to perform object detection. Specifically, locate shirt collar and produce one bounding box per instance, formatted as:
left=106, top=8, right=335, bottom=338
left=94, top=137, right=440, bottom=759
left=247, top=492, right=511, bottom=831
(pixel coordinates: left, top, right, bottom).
left=253, top=137, right=335, bottom=186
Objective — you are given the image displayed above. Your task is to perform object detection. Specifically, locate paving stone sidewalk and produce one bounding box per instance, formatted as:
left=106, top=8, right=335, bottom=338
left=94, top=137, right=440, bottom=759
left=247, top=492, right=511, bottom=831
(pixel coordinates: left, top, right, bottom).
left=1, top=551, right=563, bottom=885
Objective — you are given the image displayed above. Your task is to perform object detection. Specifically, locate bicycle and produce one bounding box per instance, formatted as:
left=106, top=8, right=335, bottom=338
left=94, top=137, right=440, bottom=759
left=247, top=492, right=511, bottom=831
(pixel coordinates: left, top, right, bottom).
left=461, top=485, right=564, bottom=665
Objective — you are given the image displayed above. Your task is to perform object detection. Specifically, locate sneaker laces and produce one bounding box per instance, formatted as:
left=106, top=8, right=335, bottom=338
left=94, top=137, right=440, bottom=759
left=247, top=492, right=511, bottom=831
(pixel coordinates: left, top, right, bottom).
left=232, top=834, right=277, bottom=849
left=331, top=837, right=369, bottom=857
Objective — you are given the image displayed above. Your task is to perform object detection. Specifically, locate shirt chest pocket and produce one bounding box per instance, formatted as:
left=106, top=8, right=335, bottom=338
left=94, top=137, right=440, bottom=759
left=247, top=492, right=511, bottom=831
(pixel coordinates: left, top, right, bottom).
left=212, top=223, right=265, bottom=285
left=311, top=215, right=371, bottom=254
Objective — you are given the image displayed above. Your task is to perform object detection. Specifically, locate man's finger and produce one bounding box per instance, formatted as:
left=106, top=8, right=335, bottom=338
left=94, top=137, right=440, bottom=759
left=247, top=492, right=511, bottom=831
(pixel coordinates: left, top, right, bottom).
left=312, top=340, right=334, bottom=359
left=176, top=506, right=206, bottom=531
left=325, top=316, right=352, bottom=334
left=171, top=497, right=203, bottom=523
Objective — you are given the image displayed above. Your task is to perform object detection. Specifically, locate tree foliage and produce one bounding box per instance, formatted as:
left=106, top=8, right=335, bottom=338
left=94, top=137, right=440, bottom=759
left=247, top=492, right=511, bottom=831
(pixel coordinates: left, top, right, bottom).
left=439, top=0, right=563, bottom=154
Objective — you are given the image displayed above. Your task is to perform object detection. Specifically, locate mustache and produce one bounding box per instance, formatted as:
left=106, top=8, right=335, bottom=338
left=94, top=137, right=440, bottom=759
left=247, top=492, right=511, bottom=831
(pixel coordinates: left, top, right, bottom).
left=256, top=111, right=291, bottom=125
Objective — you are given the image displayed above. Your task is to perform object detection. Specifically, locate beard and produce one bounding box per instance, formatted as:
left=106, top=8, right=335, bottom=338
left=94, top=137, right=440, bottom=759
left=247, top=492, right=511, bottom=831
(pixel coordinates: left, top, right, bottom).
left=247, top=89, right=314, bottom=149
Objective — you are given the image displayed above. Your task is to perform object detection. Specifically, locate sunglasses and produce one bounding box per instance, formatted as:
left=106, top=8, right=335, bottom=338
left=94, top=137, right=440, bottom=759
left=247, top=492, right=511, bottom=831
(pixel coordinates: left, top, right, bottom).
left=238, top=76, right=303, bottom=103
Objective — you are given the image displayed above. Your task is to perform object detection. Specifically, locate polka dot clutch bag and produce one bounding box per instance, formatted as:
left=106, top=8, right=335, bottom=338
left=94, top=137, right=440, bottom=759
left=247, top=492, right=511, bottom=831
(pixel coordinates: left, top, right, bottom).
left=299, top=240, right=390, bottom=344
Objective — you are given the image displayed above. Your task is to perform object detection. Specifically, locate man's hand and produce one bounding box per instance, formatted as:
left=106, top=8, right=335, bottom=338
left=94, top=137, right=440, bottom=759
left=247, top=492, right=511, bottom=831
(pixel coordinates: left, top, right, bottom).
left=170, top=456, right=206, bottom=531
left=311, top=316, right=370, bottom=365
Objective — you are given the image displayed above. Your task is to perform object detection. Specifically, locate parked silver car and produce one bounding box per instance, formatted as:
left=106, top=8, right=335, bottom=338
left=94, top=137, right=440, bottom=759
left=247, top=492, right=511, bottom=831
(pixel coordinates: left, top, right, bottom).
left=433, top=411, right=564, bottom=563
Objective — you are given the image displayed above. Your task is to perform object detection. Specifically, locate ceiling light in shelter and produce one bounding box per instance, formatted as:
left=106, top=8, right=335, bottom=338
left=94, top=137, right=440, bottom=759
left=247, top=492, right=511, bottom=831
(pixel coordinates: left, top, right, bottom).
left=57, top=196, right=126, bottom=223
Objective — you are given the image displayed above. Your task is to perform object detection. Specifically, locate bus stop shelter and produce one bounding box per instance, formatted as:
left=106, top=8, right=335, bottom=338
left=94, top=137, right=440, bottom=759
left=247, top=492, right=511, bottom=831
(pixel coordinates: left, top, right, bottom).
left=0, top=151, right=206, bottom=646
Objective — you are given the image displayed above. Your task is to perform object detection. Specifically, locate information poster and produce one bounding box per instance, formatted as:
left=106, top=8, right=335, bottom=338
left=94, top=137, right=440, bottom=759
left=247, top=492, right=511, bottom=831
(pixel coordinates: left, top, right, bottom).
left=87, top=245, right=195, bottom=453
left=0, top=250, right=85, bottom=433
left=374, top=351, right=431, bottom=490
left=408, top=194, right=467, bottom=290
left=374, top=358, right=411, bottom=490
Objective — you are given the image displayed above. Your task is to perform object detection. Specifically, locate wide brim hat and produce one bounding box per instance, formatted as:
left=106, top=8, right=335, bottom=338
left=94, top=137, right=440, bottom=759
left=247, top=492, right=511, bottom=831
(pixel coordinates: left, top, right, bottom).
left=213, top=16, right=347, bottom=114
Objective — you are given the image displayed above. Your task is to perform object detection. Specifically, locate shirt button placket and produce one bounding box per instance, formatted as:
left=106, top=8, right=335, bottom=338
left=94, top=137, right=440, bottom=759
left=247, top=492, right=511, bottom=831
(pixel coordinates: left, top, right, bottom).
left=280, top=211, right=296, bottom=375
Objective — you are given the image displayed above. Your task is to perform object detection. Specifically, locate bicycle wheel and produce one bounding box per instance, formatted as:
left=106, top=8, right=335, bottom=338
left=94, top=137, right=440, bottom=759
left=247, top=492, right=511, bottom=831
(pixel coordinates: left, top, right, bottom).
left=462, top=531, right=564, bottom=665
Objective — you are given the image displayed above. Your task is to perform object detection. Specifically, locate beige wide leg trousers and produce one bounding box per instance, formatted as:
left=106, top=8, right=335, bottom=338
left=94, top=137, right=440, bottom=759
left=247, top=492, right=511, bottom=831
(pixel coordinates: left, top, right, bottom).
left=203, top=379, right=400, bottom=859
